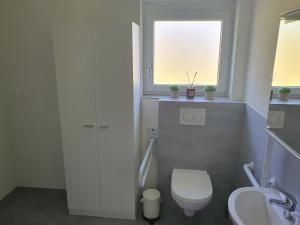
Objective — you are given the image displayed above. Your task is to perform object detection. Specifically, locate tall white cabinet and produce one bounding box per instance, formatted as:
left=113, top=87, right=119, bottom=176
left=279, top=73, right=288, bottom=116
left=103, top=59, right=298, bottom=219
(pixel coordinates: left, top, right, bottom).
left=53, top=22, right=141, bottom=220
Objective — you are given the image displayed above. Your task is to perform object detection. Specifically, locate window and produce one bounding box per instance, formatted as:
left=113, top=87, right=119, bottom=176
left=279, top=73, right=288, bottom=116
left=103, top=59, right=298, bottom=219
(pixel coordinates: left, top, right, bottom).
left=154, top=21, right=222, bottom=86
left=272, top=20, right=300, bottom=90
left=143, top=12, right=233, bottom=96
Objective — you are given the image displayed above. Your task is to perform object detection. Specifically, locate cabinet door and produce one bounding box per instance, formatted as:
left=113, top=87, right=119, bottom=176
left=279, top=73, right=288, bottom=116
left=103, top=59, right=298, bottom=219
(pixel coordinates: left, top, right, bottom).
left=53, top=23, right=101, bottom=212
left=92, top=22, right=136, bottom=217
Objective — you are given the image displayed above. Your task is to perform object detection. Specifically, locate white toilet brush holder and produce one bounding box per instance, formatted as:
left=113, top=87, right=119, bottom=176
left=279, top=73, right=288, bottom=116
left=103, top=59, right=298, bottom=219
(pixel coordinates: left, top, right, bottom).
left=141, top=189, right=161, bottom=220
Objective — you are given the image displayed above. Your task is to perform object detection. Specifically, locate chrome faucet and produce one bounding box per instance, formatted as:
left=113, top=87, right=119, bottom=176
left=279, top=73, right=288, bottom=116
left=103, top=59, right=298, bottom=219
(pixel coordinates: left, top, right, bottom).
left=269, top=184, right=297, bottom=219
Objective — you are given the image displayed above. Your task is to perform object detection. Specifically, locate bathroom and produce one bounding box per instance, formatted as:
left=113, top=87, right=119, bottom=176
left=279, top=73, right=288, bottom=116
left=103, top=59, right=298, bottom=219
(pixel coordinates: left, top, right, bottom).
left=0, top=0, right=300, bottom=225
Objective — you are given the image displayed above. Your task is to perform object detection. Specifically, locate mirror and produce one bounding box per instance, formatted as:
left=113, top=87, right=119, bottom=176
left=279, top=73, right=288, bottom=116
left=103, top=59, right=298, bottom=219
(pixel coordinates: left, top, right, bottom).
left=267, top=8, right=300, bottom=156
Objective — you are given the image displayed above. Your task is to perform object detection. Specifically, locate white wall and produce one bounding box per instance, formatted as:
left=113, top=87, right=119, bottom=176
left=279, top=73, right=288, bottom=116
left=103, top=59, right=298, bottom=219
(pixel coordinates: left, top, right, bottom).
left=244, top=0, right=300, bottom=117
left=0, top=76, right=15, bottom=199
left=284, top=0, right=300, bottom=12
left=0, top=0, right=66, bottom=188
left=229, top=0, right=254, bottom=101
left=0, top=0, right=140, bottom=189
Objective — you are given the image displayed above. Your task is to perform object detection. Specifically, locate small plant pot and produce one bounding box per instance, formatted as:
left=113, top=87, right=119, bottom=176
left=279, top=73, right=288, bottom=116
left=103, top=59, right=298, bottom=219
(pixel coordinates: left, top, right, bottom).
left=278, top=93, right=289, bottom=101
left=186, top=88, right=195, bottom=99
left=205, top=91, right=215, bottom=100
left=170, top=90, right=179, bottom=98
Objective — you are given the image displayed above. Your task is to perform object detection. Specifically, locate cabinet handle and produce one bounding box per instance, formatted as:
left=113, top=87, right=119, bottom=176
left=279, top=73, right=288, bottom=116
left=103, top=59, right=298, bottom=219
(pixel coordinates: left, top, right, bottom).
left=83, top=124, right=94, bottom=128
left=99, top=125, right=109, bottom=129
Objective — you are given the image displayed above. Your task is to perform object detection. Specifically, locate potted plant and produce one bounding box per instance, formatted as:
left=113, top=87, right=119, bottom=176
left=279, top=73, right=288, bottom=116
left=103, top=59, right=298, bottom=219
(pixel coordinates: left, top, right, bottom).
left=204, top=85, right=216, bottom=100
left=186, top=72, right=198, bottom=99
left=278, top=87, right=291, bottom=101
left=170, top=85, right=179, bottom=98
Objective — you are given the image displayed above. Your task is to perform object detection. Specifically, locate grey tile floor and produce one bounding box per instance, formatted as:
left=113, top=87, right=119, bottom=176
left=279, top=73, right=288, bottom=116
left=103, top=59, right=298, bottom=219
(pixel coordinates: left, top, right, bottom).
left=0, top=188, right=232, bottom=225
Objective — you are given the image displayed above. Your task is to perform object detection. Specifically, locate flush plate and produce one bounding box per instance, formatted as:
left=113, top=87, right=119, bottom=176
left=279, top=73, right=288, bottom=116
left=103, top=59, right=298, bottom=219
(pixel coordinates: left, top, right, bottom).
left=267, top=111, right=285, bottom=129
left=179, top=108, right=206, bottom=126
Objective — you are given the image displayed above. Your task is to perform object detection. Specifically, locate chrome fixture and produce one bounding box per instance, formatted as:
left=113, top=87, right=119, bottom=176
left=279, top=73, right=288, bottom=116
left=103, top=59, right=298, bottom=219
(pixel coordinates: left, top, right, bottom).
left=269, top=183, right=297, bottom=219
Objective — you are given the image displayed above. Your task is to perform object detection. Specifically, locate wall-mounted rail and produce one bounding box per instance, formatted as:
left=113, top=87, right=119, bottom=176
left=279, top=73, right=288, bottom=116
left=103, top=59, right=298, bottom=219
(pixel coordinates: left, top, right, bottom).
left=243, top=162, right=259, bottom=188
left=138, top=138, right=156, bottom=189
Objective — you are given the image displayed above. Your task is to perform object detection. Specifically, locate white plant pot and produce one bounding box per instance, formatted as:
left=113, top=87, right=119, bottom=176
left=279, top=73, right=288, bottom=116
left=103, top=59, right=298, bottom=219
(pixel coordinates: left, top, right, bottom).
left=171, top=90, right=179, bottom=98
left=205, top=91, right=215, bottom=100
left=278, top=93, right=289, bottom=101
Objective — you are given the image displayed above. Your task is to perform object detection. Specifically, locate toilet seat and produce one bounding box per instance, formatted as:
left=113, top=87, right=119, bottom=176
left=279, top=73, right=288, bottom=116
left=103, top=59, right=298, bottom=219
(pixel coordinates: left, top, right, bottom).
left=171, top=169, right=213, bottom=204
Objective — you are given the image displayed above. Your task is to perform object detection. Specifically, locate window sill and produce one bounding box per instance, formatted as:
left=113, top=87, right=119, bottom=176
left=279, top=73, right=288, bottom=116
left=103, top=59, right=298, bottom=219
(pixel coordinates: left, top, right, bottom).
left=143, top=95, right=243, bottom=104
left=270, top=98, right=300, bottom=106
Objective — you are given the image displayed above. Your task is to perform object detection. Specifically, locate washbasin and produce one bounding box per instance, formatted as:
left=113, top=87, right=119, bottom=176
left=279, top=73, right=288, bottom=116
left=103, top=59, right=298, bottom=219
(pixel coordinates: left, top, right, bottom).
left=228, top=187, right=294, bottom=225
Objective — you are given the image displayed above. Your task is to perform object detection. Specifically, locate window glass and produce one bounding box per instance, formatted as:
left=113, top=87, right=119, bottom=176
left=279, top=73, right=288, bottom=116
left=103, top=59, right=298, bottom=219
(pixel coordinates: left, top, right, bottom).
left=154, top=21, right=222, bottom=85
left=273, top=20, right=300, bottom=87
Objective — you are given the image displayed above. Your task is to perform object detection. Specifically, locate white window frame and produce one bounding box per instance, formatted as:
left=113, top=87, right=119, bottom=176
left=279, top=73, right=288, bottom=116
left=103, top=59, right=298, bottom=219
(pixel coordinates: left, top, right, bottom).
left=143, top=12, right=233, bottom=96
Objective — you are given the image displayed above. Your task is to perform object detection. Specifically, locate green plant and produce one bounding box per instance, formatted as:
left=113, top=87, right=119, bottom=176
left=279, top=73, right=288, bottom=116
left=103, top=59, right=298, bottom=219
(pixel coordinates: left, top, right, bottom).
left=170, top=85, right=179, bottom=91
left=203, top=85, right=216, bottom=92
left=278, top=87, right=291, bottom=94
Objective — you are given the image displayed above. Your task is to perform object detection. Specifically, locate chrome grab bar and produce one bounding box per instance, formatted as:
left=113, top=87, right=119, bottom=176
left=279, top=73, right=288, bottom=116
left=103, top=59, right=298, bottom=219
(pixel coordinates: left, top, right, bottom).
left=138, top=138, right=156, bottom=189
left=243, top=162, right=260, bottom=188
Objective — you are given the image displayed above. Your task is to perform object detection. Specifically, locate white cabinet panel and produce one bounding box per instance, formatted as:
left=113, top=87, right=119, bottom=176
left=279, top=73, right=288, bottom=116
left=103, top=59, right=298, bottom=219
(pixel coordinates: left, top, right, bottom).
left=93, top=22, right=136, bottom=216
left=53, top=23, right=101, bottom=212
left=53, top=22, right=140, bottom=219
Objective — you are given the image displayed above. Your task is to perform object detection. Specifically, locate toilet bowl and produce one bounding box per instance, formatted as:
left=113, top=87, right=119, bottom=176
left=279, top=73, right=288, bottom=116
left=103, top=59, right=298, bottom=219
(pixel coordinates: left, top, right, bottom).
left=171, top=169, right=213, bottom=217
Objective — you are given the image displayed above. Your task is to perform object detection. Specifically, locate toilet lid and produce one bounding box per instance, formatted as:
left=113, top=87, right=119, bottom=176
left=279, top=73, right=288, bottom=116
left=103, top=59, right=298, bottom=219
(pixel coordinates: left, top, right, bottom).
left=171, top=169, right=213, bottom=204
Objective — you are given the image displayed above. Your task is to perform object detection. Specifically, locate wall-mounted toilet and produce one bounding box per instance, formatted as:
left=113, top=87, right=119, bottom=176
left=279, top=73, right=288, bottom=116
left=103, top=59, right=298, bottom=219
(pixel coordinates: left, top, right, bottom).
left=171, top=169, right=213, bottom=217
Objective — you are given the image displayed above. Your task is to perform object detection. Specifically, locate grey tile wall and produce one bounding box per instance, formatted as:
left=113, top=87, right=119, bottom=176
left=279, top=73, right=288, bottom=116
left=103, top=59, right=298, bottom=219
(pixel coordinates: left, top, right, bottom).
left=157, top=101, right=300, bottom=221
left=236, top=104, right=268, bottom=187
left=157, top=101, right=245, bottom=220
left=238, top=105, right=300, bottom=211
left=269, top=104, right=300, bottom=152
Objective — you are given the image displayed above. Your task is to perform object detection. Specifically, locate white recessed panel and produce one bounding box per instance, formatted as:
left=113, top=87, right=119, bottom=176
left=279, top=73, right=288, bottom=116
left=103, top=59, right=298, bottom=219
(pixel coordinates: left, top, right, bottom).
left=267, top=111, right=285, bottom=129
left=179, top=108, right=206, bottom=126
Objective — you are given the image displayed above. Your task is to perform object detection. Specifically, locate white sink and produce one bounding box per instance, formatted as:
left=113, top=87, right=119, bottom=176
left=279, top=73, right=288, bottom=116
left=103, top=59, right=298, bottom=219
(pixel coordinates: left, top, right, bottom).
left=228, top=187, right=294, bottom=225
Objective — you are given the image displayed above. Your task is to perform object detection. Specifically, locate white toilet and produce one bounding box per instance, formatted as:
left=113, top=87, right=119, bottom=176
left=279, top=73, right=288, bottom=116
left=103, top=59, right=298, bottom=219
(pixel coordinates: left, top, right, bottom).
left=171, top=169, right=213, bottom=217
